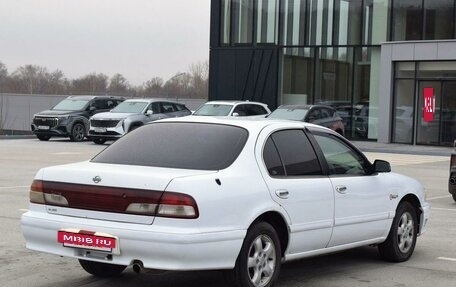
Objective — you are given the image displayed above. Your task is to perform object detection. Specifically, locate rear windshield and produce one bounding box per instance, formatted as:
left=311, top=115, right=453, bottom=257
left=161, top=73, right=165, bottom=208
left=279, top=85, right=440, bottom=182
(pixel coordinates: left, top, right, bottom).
left=268, top=108, right=308, bottom=121
left=92, top=122, right=249, bottom=170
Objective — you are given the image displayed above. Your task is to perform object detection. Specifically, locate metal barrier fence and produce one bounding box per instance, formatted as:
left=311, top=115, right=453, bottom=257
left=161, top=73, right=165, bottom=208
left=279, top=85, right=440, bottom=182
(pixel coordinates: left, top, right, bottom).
left=0, top=93, right=207, bottom=134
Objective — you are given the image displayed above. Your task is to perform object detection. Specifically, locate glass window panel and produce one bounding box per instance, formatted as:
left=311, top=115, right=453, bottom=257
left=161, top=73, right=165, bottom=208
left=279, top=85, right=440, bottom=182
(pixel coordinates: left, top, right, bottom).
left=441, top=82, right=456, bottom=145
left=232, top=0, right=254, bottom=44
left=281, top=48, right=314, bottom=105
left=308, top=0, right=334, bottom=45
left=334, top=0, right=362, bottom=45
left=395, top=62, right=415, bottom=78
left=281, top=0, right=306, bottom=45
left=392, top=0, right=423, bottom=41
left=392, top=79, right=414, bottom=144
left=315, top=47, right=353, bottom=106
left=220, top=0, right=231, bottom=44
left=424, top=0, right=453, bottom=40
left=418, top=61, right=456, bottom=78
left=257, top=0, right=279, bottom=43
left=368, top=0, right=389, bottom=44
left=351, top=47, right=371, bottom=140
left=416, top=81, right=441, bottom=145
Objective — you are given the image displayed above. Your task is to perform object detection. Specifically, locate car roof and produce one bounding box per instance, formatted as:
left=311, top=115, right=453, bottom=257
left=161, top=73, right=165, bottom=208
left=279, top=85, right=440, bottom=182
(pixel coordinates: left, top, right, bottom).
left=157, top=115, right=332, bottom=134
left=277, top=104, right=335, bottom=110
left=122, top=98, right=182, bottom=104
left=204, top=100, right=268, bottom=106
left=66, top=95, right=124, bottom=100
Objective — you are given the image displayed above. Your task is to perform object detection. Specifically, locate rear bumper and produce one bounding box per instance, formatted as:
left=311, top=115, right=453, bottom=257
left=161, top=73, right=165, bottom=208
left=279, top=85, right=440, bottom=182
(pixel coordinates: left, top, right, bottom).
left=21, top=209, right=245, bottom=271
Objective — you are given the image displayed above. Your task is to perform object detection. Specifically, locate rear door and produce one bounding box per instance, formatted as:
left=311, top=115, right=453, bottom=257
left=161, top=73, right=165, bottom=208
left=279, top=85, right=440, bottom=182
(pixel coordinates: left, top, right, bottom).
left=257, top=127, right=334, bottom=254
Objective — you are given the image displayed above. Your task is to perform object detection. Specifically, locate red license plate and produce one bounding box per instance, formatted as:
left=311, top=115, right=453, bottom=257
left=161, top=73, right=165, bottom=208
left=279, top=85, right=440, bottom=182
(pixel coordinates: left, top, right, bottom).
left=57, top=230, right=116, bottom=252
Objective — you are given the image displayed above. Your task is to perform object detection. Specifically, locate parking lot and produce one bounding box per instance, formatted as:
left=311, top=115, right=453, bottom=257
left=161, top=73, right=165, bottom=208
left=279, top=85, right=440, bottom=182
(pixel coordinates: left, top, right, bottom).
left=1, top=138, right=455, bottom=287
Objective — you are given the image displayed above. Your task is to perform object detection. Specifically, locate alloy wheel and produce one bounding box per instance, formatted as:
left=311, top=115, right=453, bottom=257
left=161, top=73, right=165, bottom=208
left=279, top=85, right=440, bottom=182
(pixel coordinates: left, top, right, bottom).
left=247, top=235, right=276, bottom=287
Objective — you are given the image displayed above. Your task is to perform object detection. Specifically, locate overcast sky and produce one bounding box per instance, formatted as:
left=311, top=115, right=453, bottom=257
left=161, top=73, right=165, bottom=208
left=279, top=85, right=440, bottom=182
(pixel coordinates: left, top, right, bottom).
left=0, top=0, right=210, bottom=85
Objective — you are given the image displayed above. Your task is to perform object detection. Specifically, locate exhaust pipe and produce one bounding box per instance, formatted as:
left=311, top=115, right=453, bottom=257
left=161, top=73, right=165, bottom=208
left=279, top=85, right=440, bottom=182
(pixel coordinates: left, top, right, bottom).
left=132, top=260, right=144, bottom=274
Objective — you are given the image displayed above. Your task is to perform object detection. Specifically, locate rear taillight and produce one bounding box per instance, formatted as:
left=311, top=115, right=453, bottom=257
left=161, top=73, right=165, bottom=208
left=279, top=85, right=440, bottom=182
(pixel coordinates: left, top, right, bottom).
left=451, top=153, right=456, bottom=168
left=29, top=180, right=198, bottom=219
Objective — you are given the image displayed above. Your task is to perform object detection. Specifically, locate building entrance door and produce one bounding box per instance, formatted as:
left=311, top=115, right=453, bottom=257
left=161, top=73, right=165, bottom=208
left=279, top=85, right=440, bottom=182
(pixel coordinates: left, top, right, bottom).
left=416, top=81, right=456, bottom=145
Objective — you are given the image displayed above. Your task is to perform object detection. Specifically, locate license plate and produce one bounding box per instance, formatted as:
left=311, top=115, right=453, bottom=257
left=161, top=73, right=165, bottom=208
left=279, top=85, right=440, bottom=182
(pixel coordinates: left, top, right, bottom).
left=57, top=229, right=118, bottom=253
left=38, top=125, right=50, bottom=130
left=94, top=127, right=107, bottom=133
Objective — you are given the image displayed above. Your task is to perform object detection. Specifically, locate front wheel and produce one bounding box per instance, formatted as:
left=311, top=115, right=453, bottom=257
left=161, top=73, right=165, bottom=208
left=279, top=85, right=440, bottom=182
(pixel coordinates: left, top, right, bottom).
left=70, top=123, right=86, bottom=142
left=92, top=138, right=106, bottom=145
left=78, top=259, right=126, bottom=277
left=36, top=134, right=51, bottom=141
left=230, top=222, right=281, bottom=287
left=378, top=202, right=418, bottom=262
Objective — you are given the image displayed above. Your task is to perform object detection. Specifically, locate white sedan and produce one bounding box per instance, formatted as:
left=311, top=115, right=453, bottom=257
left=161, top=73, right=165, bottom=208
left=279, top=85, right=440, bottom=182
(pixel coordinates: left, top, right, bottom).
left=21, top=117, right=430, bottom=287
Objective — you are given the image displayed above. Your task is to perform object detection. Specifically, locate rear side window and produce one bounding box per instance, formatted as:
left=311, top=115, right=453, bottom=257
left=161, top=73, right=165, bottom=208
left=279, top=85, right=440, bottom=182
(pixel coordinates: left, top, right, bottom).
left=265, top=130, right=321, bottom=176
left=263, top=138, right=285, bottom=176
left=92, top=123, right=248, bottom=170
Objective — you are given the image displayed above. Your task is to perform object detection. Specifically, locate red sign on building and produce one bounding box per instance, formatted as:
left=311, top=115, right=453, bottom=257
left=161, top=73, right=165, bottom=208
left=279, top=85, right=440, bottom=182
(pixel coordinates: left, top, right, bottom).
left=423, top=87, right=435, bottom=122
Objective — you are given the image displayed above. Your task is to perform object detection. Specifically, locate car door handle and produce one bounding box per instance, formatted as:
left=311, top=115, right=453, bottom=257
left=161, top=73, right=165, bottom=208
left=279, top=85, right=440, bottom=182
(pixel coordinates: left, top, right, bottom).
left=275, top=189, right=289, bottom=199
left=335, top=185, right=347, bottom=194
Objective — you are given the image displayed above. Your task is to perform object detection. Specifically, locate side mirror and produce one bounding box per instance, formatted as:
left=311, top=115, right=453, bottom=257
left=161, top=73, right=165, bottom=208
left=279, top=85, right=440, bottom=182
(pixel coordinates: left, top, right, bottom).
left=146, top=110, right=153, bottom=116
left=232, top=112, right=240, bottom=117
left=373, top=160, right=391, bottom=173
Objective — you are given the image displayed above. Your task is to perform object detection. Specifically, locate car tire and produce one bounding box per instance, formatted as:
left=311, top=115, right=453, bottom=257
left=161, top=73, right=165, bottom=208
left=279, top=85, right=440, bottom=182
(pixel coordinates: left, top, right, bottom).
left=78, top=259, right=126, bottom=277
left=378, top=201, right=418, bottom=262
left=230, top=222, right=281, bottom=287
left=36, top=134, right=51, bottom=141
left=92, top=138, right=107, bottom=145
left=70, top=123, right=86, bottom=142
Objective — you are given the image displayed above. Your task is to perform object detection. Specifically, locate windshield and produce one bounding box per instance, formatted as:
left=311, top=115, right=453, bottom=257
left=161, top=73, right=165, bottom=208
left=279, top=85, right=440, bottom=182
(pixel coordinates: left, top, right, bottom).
left=111, top=101, right=149, bottom=113
left=193, top=104, right=233, bottom=116
left=52, top=99, right=89, bottom=111
left=92, top=122, right=248, bottom=170
left=268, top=108, right=308, bottom=121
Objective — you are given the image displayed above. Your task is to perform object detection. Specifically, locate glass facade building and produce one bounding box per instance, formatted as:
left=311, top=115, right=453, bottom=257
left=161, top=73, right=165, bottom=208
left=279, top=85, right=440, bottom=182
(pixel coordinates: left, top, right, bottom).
left=209, top=0, right=456, bottom=145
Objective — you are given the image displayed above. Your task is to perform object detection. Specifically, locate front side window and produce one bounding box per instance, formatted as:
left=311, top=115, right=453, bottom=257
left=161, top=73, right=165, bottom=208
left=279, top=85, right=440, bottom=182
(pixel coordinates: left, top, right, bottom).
left=161, top=103, right=176, bottom=113
left=246, top=104, right=268, bottom=115
left=267, top=129, right=321, bottom=176
left=313, top=132, right=370, bottom=176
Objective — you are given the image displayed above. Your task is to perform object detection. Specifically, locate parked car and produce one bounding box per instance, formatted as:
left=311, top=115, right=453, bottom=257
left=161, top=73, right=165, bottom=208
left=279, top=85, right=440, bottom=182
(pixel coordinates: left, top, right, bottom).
left=268, top=104, right=345, bottom=136
left=88, top=99, right=191, bottom=144
left=192, top=100, right=271, bottom=117
left=450, top=140, right=456, bottom=202
left=31, top=96, right=124, bottom=142
left=21, top=117, right=429, bottom=287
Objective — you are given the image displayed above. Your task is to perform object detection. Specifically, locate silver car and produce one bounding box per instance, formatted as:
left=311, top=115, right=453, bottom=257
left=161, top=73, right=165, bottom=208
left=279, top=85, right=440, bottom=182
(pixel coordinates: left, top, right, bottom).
left=88, top=99, right=191, bottom=144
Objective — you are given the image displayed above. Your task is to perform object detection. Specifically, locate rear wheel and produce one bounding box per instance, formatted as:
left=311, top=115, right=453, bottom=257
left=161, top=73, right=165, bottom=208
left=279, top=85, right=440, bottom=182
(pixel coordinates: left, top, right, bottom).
left=36, top=134, right=51, bottom=141
left=378, top=202, right=418, bottom=262
left=70, top=123, right=85, bottom=142
left=230, top=222, right=281, bottom=287
left=78, top=259, right=126, bottom=277
left=92, top=138, right=107, bottom=145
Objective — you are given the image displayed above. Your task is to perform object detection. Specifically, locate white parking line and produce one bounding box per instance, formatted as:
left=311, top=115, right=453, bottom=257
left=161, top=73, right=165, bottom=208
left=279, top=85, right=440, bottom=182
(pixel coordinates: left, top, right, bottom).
left=438, top=257, right=456, bottom=262
left=432, top=208, right=456, bottom=212
left=0, top=185, right=28, bottom=190
left=427, top=195, right=452, bottom=200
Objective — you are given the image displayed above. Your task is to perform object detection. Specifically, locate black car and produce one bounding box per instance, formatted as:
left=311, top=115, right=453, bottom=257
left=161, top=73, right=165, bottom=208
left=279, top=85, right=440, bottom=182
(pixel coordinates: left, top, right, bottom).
left=450, top=140, right=456, bottom=202
left=268, top=104, right=345, bottom=136
left=31, top=96, right=124, bottom=142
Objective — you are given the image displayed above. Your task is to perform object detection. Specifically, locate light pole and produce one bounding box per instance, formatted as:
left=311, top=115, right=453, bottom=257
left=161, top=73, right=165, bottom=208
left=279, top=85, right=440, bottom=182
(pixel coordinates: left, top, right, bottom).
left=166, top=72, right=186, bottom=100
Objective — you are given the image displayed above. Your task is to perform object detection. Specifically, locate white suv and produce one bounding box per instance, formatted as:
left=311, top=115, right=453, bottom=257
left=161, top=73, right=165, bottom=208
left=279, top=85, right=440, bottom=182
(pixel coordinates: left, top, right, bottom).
left=193, top=100, right=270, bottom=117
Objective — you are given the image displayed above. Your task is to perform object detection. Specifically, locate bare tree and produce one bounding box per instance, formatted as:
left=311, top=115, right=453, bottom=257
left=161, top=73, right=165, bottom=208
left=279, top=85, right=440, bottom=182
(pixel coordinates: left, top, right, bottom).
left=188, top=61, right=209, bottom=99
left=108, top=73, right=129, bottom=95
left=143, top=77, right=164, bottom=97
left=72, top=73, right=108, bottom=95
left=0, top=61, right=7, bottom=93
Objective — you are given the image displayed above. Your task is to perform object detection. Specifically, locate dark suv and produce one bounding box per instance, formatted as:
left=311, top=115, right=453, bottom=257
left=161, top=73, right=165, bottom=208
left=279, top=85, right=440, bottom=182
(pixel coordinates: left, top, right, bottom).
left=31, top=96, right=124, bottom=142
left=450, top=140, right=456, bottom=202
